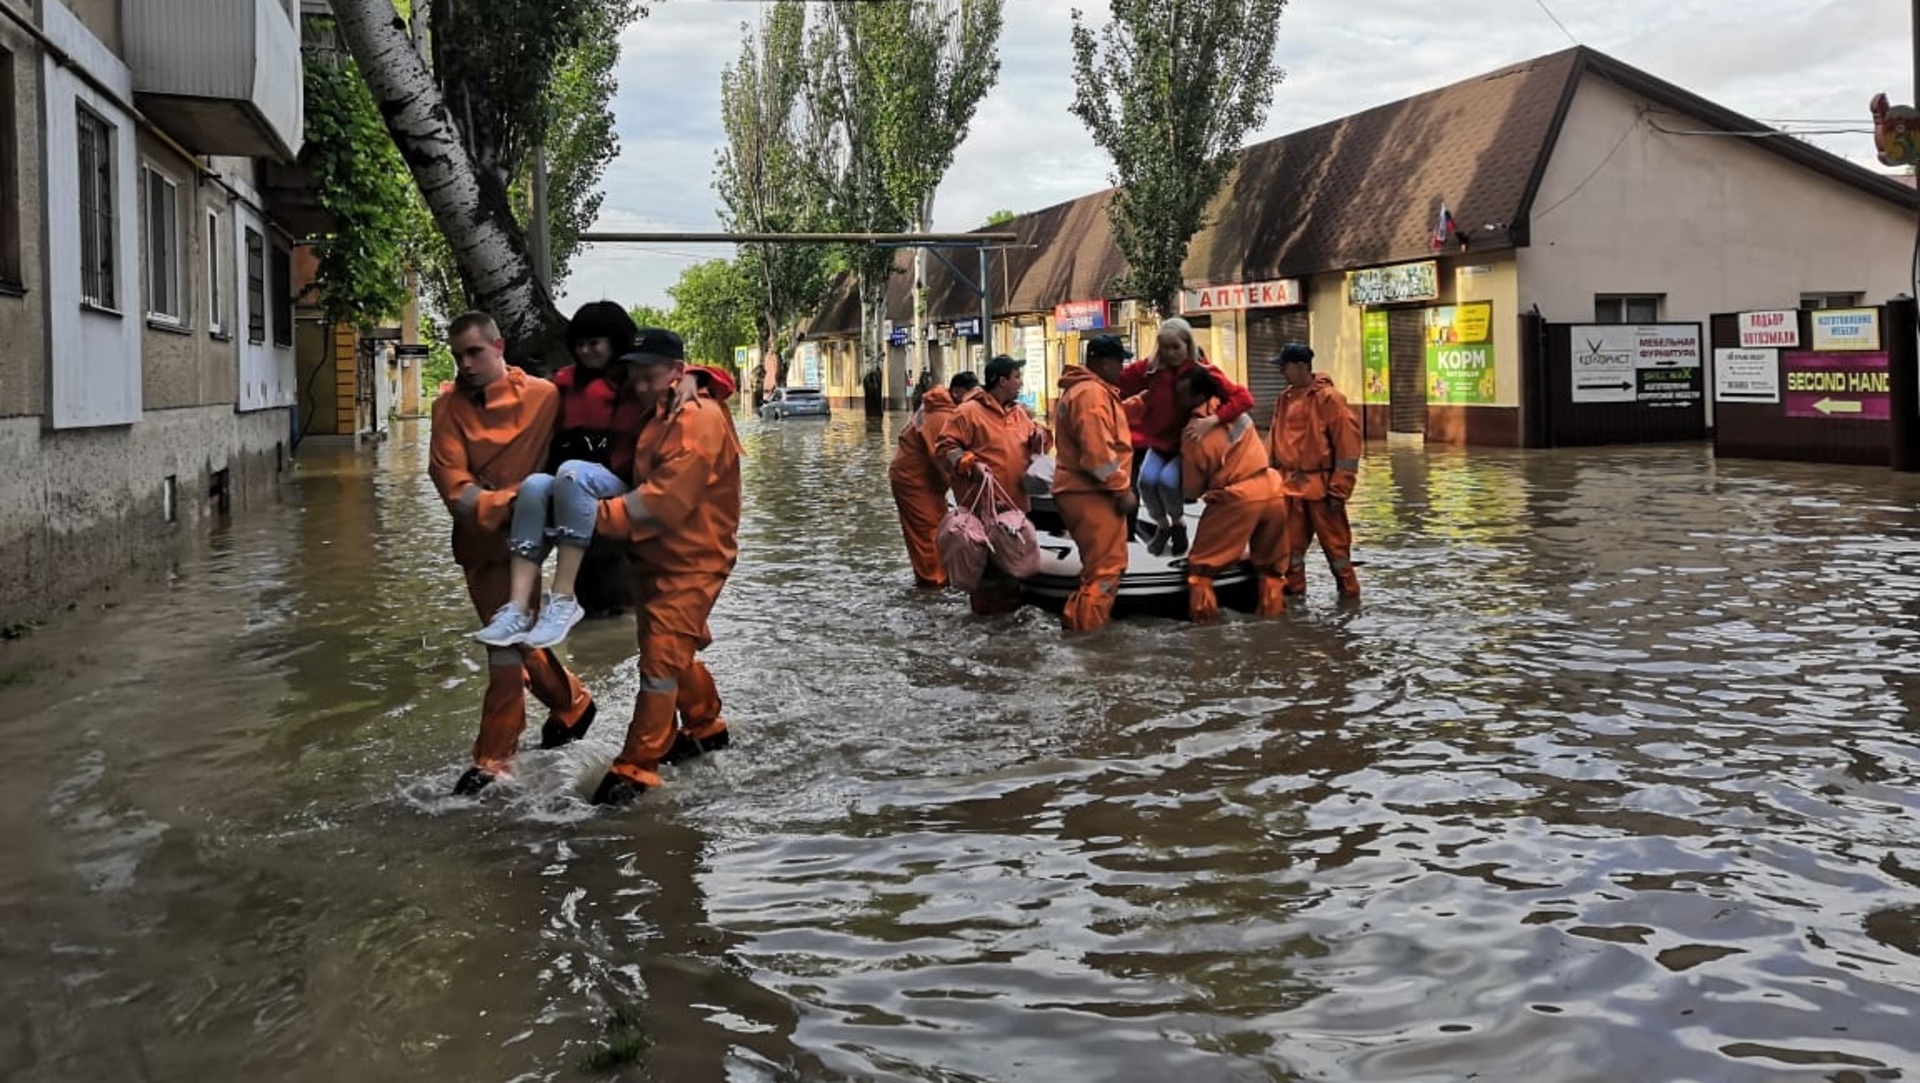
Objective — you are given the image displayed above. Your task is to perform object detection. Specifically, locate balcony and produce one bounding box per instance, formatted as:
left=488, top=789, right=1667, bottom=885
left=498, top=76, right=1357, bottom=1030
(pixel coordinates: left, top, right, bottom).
left=125, top=0, right=305, bottom=161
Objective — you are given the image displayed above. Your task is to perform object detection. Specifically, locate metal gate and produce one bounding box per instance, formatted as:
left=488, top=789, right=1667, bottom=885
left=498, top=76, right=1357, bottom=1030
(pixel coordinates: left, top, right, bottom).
left=1245, top=308, right=1310, bottom=427
left=1387, top=309, right=1426, bottom=433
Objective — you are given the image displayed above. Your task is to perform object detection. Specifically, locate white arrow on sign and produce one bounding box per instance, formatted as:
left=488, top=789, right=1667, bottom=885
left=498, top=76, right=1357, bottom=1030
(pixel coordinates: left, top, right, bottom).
left=1813, top=397, right=1864, bottom=415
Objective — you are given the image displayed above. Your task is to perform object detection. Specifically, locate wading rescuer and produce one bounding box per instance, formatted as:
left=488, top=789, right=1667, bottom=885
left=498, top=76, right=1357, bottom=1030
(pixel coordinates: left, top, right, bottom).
left=590, top=329, right=744, bottom=807
left=890, top=371, right=982, bottom=590
left=1268, top=343, right=1362, bottom=599
left=429, top=311, right=596, bottom=796
left=1174, top=366, right=1290, bottom=622
left=1050, top=335, right=1136, bottom=632
left=937, top=355, right=1050, bottom=616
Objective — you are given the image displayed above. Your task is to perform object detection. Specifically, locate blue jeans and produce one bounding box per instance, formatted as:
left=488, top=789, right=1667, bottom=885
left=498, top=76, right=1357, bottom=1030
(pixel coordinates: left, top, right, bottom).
left=1139, top=449, right=1184, bottom=525
left=508, top=460, right=626, bottom=561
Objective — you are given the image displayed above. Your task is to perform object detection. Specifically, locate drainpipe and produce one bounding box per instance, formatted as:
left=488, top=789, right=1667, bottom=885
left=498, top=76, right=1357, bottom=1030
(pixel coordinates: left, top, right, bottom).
left=1897, top=0, right=1920, bottom=472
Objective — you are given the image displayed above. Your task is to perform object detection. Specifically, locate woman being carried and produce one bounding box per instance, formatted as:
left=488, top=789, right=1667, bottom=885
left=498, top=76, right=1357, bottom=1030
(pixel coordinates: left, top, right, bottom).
left=470, top=303, right=731, bottom=651
left=1118, top=317, right=1256, bottom=556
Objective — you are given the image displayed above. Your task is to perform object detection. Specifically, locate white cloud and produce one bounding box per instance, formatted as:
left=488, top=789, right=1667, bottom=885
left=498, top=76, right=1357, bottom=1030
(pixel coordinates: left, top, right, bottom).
left=558, top=0, right=1909, bottom=315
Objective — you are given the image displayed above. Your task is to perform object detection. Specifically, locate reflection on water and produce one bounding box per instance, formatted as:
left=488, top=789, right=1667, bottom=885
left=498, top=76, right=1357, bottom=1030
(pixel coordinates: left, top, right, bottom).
left=3, top=418, right=1920, bottom=1081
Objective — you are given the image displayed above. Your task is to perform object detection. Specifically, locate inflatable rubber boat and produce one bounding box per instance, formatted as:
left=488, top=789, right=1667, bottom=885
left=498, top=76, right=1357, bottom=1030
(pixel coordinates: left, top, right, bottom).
left=1020, top=494, right=1257, bottom=619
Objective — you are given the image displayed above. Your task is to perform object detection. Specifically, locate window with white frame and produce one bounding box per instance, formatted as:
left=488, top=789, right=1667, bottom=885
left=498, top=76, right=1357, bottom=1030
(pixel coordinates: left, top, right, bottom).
left=1801, top=292, right=1862, bottom=310
left=206, top=210, right=226, bottom=334
left=1594, top=294, right=1661, bottom=324
left=142, top=164, right=183, bottom=323
left=77, top=105, right=117, bottom=310
left=245, top=226, right=265, bottom=343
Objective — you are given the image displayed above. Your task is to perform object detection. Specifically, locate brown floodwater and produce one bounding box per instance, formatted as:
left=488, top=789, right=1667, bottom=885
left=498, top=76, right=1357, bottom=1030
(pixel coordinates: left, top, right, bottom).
left=2, top=414, right=1919, bottom=1082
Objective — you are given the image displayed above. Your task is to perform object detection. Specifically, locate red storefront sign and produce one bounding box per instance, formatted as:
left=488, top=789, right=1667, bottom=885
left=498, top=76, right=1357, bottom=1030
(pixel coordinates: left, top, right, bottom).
left=1179, top=278, right=1302, bottom=315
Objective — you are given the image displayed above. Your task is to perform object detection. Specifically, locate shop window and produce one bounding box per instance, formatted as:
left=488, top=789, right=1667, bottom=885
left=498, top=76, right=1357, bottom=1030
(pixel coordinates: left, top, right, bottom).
left=270, top=243, right=293, bottom=347
left=1800, top=292, right=1861, bottom=310
left=77, top=104, right=118, bottom=310
left=1593, top=294, right=1660, bottom=324
left=142, top=164, right=183, bottom=323
left=0, top=46, right=19, bottom=288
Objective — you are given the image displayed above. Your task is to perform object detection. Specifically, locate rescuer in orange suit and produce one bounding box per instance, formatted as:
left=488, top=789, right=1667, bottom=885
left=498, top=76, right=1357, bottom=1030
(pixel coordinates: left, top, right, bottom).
left=1173, top=365, right=1290, bottom=623
left=428, top=311, right=596, bottom=797
left=889, top=370, right=982, bottom=589
left=589, top=328, right=744, bottom=806
left=936, top=355, right=1051, bottom=616
left=1050, top=335, right=1137, bottom=631
left=1268, top=343, right=1362, bottom=599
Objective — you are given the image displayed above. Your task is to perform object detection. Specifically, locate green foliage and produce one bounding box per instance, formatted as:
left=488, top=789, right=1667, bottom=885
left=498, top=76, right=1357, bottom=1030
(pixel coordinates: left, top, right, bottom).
left=300, top=48, right=415, bottom=325
left=1069, top=0, right=1290, bottom=317
left=983, top=208, right=1016, bottom=228
left=666, top=261, right=756, bottom=368
left=718, top=1, right=834, bottom=358
left=802, top=1, right=1006, bottom=369
left=627, top=303, right=673, bottom=331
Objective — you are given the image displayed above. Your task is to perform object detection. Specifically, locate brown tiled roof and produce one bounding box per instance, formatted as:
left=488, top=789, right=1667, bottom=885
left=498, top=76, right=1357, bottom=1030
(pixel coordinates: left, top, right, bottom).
left=1193, top=50, right=1581, bottom=280
left=805, top=46, right=1918, bottom=332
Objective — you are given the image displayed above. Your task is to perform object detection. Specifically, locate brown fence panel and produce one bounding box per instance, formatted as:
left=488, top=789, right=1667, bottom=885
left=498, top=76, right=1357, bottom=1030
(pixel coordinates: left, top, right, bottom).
left=1711, top=308, right=1891, bottom=466
left=1544, top=322, right=1707, bottom=447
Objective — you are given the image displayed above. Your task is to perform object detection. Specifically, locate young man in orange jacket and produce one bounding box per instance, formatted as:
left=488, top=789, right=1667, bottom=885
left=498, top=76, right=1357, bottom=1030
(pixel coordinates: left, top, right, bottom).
left=589, top=329, right=744, bottom=806
left=428, top=311, right=596, bottom=796
left=1174, top=366, right=1290, bottom=622
left=1050, top=335, right=1137, bottom=631
left=889, top=370, right=981, bottom=589
left=1268, top=343, right=1362, bottom=598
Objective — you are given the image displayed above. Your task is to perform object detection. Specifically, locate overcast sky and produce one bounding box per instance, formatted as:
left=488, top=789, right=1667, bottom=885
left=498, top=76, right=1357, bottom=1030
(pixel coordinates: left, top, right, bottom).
left=556, top=0, right=1907, bottom=314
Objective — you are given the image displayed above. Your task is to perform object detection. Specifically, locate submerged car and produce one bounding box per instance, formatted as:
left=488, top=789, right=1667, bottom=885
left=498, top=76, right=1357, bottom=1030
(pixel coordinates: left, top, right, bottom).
left=760, top=387, right=831, bottom=420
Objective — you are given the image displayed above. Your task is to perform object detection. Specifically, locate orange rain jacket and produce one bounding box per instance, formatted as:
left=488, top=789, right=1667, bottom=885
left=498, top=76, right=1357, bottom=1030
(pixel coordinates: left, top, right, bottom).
left=429, top=367, right=563, bottom=567
left=936, top=389, right=1047, bottom=514
left=889, top=386, right=962, bottom=490
left=1051, top=365, right=1132, bottom=497
left=1269, top=374, right=1362, bottom=501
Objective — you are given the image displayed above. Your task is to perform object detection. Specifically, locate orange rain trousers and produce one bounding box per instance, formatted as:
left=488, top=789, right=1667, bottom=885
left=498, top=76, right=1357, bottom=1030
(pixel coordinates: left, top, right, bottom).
left=1055, top=491, right=1129, bottom=631
left=890, top=477, right=949, bottom=589
left=606, top=571, right=729, bottom=788
left=465, top=561, right=593, bottom=773
left=1285, top=498, right=1359, bottom=597
left=1185, top=473, right=1290, bottom=624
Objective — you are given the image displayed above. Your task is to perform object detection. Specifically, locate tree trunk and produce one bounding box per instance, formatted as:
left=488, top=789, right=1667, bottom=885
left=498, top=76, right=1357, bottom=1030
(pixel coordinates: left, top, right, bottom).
left=331, top=0, right=566, bottom=371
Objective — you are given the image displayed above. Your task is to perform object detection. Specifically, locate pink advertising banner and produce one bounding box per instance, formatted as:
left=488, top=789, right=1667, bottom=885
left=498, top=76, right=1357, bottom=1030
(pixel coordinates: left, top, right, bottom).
left=1781, top=350, right=1890, bottom=421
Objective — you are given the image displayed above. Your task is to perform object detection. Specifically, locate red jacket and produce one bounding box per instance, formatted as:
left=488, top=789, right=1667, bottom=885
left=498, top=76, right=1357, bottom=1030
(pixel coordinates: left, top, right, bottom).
left=550, top=364, right=651, bottom=481
left=1117, top=353, right=1254, bottom=455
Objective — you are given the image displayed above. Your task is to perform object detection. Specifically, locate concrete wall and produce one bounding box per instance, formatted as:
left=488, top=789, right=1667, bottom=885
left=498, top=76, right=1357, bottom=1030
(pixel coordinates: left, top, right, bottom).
left=136, top=131, right=239, bottom=410
left=0, top=12, right=46, bottom=419
left=0, top=7, right=294, bottom=626
left=0, top=407, right=287, bottom=626
left=1521, top=72, right=1914, bottom=321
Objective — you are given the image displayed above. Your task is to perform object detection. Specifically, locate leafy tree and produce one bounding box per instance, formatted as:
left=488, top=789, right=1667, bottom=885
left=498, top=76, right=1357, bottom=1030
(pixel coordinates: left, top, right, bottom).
left=1069, top=0, right=1289, bottom=317
left=627, top=303, right=674, bottom=331
left=983, top=208, right=1016, bottom=228
left=667, top=261, right=756, bottom=369
left=299, top=45, right=415, bottom=325
left=717, top=1, right=834, bottom=369
left=804, top=0, right=1005, bottom=383
left=330, top=0, right=645, bottom=369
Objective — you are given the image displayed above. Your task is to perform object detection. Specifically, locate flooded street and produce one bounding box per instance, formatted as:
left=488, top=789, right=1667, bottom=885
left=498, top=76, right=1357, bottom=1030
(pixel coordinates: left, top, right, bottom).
left=4, top=413, right=1920, bottom=1082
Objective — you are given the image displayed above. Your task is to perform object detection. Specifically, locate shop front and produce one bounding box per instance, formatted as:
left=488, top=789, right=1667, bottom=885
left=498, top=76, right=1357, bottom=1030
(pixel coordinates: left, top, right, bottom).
left=1179, top=277, right=1304, bottom=425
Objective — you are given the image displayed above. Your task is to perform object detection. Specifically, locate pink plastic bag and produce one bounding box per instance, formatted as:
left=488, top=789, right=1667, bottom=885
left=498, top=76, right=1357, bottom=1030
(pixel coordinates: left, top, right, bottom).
left=983, top=474, right=1040, bottom=578
left=937, top=502, right=992, bottom=592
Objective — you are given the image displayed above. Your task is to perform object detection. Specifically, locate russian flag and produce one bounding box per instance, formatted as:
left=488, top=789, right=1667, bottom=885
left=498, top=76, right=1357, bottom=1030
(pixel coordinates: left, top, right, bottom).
left=1431, top=204, right=1456, bottom=252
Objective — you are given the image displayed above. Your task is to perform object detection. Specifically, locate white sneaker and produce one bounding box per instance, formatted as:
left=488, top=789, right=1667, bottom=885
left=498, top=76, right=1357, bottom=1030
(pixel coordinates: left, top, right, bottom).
left=522, top=594, right=585, bottom=649
left=473, top=602, right=534, bottom=646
